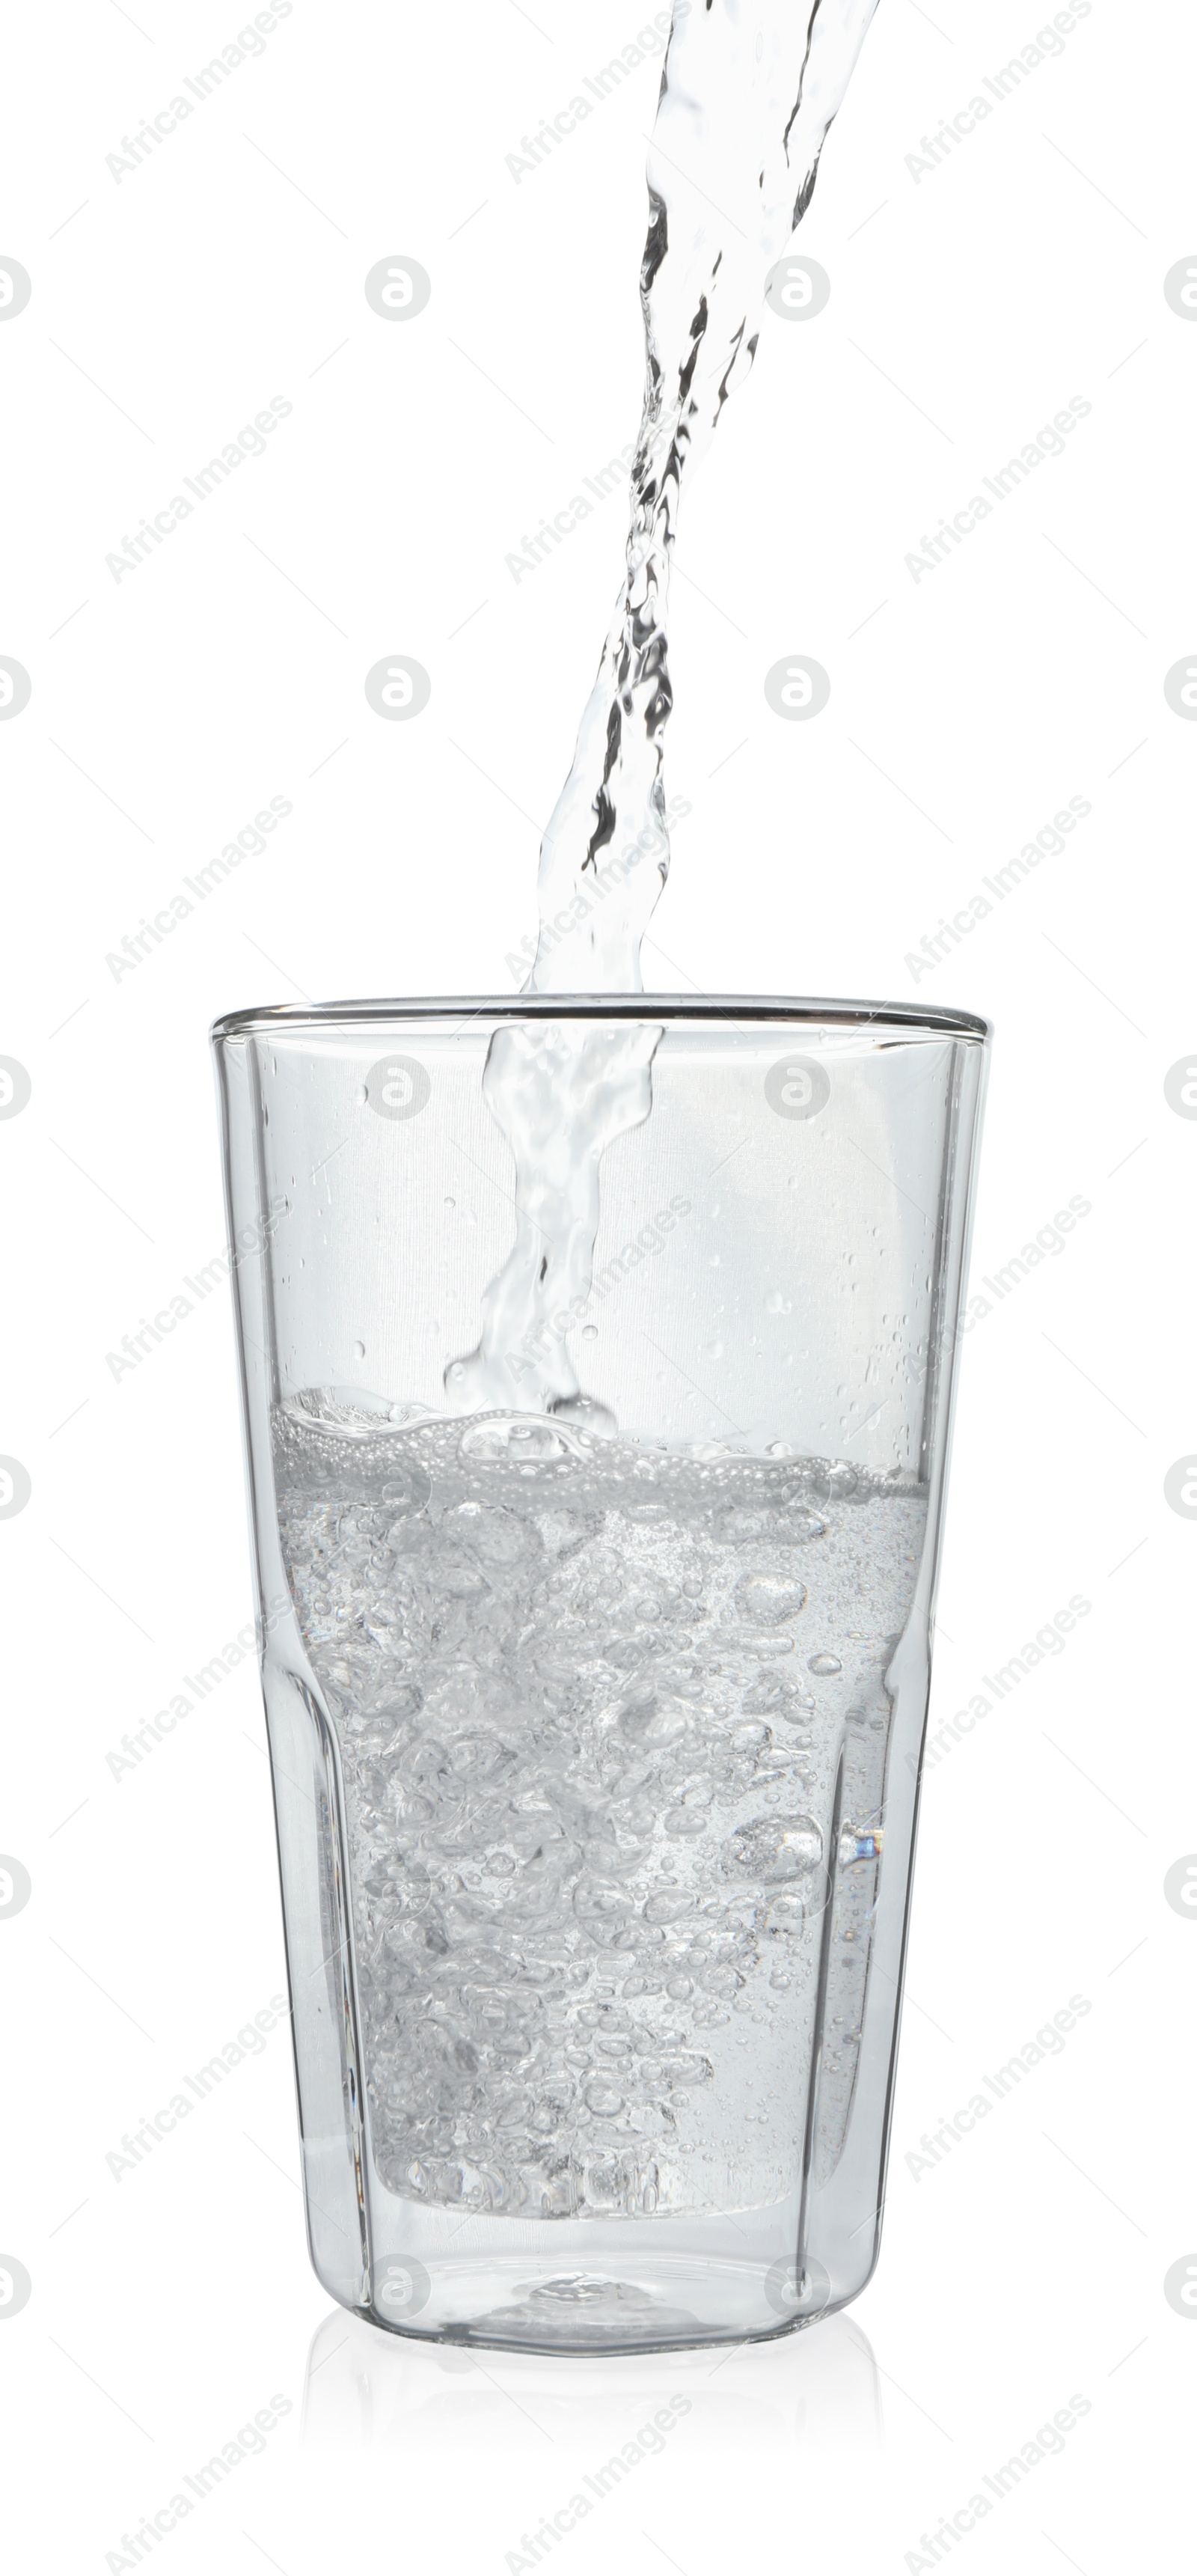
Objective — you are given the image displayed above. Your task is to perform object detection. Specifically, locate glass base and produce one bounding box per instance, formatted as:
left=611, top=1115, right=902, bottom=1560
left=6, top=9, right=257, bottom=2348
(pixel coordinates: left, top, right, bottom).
left=312, top=2171, right=857, bottom=2354
left=363, top=2264, right=836, bottom=2357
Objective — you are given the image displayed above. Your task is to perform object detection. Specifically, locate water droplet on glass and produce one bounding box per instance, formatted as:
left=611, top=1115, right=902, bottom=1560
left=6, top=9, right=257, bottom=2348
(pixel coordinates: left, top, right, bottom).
left=808, top=1652, right=842, bottom=1676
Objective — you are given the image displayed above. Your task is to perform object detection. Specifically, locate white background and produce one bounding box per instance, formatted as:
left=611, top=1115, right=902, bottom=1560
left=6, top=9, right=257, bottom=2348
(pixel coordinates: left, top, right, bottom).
left=1, top=0, right=1193, bottom=2566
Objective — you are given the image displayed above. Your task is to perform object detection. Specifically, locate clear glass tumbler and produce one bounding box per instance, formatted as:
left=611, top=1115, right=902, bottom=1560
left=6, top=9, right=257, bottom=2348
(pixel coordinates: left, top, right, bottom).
left=212, top=996, right=988, bottom=2353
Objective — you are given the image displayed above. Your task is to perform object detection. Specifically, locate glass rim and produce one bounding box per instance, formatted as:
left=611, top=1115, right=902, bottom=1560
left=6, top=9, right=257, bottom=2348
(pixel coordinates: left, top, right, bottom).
left=211, top=991, right=991, bottom=1046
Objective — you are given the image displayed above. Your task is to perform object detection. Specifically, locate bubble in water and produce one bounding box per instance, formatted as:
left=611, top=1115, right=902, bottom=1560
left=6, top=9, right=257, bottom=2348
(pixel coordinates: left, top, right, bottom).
left=741, top=1670, right=798, bottom=1720
left=734, top=1572, right=807, bottom=1626
left=574, top=1881, right=634, bottom=1937
left=584, top=2082, right=625, bottom=2117
left=618, top=1694, right=688, bottom=1747
left=766, top=1889, right=807, bottom=1935
left=729, top=1719, right=771, bottom=1753
left=808, top=1652, right=842, bottom=1676
left=380, top=1464, right=432, bottom=1513
left=552, top=1394, right=619, bottom=1439
left=723, top=1813, right=824, bottom=1883
left=712, top=1504, right=777, bottom=1545
left=779, top=1507, right=827, bottom=1545
left=643, top=1888, right=694, bottom=1923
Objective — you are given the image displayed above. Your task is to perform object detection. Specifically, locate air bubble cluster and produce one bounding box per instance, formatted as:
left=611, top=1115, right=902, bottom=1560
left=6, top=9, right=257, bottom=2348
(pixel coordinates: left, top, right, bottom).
left=274, top=1400, right=925, bottom=2220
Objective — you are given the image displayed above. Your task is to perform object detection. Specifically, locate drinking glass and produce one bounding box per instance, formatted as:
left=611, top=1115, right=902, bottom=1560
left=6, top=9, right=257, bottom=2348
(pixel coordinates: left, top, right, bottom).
left=212, top=995, right=988, bottom=2352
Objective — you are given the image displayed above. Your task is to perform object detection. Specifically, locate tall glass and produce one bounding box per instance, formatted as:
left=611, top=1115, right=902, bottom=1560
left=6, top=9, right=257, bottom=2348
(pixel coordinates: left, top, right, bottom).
left=212, top=997, right=988, bottom=2353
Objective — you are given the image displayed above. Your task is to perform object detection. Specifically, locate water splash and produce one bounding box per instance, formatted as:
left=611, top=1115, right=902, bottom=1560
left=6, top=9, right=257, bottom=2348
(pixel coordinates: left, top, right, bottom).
left=448, top=0, right=883, bottom=1418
